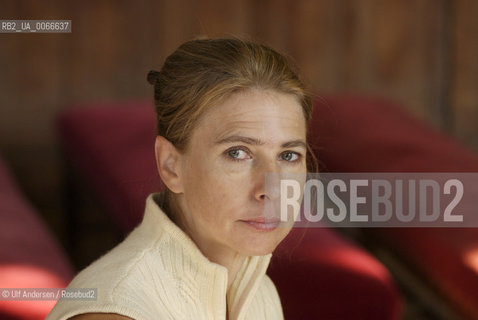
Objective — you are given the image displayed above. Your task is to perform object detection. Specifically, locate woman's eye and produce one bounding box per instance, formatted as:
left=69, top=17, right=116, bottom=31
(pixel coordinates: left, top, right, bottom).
left=281, top=151, right=300, bottom=162
left=227, top=148, right=249, bottom=160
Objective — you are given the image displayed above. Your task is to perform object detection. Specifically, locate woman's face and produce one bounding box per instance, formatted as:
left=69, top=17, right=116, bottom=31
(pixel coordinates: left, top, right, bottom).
left=175, top=88, right=307, bottom=258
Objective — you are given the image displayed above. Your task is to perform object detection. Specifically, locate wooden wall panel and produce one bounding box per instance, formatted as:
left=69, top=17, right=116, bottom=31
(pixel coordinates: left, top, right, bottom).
left=338, top=0, right=449, bottom=128
left=195, top=0, right=253, bottom=38
left=0, top=0, right=66, bottom=147
left=62, top=0, right=153, bottom=101
left=149, top=0, right=197, bottom=66
left=248, top=0, right=451, bottom=131
left=285, top=0, right=347, bottom=92
left=452, top=0, right=478, bottom=150
left=251, top=0, right=294, bottom=52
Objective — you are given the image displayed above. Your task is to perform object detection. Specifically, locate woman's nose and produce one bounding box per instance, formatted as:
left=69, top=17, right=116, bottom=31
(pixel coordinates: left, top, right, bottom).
left=252, top=158, right=280, bottom=202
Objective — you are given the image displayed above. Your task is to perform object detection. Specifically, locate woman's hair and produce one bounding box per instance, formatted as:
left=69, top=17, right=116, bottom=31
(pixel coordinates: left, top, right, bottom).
left=147, top=37, right=318, bottom=172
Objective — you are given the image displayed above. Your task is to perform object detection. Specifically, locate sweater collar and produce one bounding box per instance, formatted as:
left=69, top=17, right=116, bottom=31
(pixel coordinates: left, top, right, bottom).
left=141, top=192, right=273, bottom=320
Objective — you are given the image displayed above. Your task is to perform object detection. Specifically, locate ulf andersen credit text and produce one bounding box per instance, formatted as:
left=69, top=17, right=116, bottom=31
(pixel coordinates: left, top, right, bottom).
left=0, top=288, right=96, bottom=301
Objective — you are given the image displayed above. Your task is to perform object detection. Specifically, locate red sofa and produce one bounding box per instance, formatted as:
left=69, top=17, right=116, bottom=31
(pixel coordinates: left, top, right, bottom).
left=0, top=156, right=74, bottom=320
left=309, top=95, right=478, bottom=319
left=57, top=99, right=403, bottom=320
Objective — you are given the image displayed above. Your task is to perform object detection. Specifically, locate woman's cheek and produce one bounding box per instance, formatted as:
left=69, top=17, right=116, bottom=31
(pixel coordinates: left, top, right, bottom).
left=207, top=167, right=250, bottom=195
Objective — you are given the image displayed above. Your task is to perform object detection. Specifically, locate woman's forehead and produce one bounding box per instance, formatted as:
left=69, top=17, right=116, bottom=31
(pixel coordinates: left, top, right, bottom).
left=187, top=89, right=307, bottom=149
left=205, top=89, right=305, bottom=127
left=201, top=94, right=306, bottom=145
left=212, top=119, right=306, bottom=141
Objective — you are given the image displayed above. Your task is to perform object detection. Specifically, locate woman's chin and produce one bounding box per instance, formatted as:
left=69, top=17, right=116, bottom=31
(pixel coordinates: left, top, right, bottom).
left=236, top=228, right=291, bottom=256
left=243, top=244, right=276, bottom=256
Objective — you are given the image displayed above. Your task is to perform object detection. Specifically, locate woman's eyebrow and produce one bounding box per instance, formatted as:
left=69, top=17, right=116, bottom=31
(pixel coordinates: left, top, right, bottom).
left=215, top=135, right=306, bottom=148
left=281, top=139, right=307, bottom=149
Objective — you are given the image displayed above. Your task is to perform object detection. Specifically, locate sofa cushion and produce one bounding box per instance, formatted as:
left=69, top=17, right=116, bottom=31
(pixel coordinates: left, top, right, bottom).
left=310, top=95, right=478, bottom=318
left=0, top=156, right=74, bottom=320
left=58, top=101, right=161, bottom=232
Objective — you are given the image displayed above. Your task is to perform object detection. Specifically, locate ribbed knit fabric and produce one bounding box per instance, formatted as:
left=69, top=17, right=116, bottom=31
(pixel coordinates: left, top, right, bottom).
left=46, top=193, right=283, bottom=320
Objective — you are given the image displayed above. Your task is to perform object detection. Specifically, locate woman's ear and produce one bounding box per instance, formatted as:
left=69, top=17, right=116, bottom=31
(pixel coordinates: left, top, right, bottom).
left=154, top=136, right=184, bottom=194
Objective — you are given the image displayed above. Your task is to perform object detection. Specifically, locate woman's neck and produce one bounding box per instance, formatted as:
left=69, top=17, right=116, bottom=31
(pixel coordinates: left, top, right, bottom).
left=163, top=192, right=246, bottom=290
left=217, top=250, right=246, bottom=291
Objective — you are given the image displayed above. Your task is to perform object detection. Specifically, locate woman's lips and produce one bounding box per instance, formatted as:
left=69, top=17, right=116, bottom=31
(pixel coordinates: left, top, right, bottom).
left=240, top=217, right=281, bottom=231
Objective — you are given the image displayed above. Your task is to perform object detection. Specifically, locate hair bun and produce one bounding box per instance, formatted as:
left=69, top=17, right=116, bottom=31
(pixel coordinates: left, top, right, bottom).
left=147, top=70, right=160, bottom=85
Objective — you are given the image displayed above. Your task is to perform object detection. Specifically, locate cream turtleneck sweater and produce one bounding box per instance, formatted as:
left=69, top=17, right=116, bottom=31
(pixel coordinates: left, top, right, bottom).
left=46, top=193, right=283, bottom=320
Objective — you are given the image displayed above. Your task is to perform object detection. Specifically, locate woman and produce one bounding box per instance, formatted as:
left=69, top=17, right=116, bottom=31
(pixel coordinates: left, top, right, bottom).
left=47, top=38, right=315, bottom=320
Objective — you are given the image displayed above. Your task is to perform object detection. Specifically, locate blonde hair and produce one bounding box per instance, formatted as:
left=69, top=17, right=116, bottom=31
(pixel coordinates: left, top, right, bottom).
left=147, top=37, right=317, bottom=171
